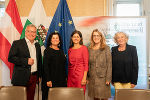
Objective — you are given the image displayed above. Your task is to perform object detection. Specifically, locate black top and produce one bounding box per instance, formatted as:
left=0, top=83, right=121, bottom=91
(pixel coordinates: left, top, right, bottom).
left=43, top=47, right=67, bottom=87
left=111, top=44, right=138, bottom=85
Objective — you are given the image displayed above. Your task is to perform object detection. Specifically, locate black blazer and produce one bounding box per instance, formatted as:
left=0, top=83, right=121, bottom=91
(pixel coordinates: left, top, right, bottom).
left=8, top=38, right=42, bottom=86
left=111, top=44, right=138, bottom=85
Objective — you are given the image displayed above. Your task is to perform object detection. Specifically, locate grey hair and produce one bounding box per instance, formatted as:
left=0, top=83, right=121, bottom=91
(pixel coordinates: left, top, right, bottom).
left=114, top=32, right=129, bottom=44
left=25, top=24, right=37, bottom=32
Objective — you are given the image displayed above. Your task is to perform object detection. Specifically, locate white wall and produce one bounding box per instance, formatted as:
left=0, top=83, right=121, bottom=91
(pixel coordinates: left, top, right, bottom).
left=143, top=0, right=150, bottom=88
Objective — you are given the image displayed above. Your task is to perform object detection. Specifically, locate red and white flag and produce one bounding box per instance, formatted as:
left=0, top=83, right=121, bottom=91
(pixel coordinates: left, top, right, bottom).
left=0, top=0, right=23, bottom=79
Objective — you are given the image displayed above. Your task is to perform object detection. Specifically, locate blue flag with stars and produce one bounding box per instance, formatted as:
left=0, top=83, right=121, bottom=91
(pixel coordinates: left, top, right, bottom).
left=45, top=0, right=75, bottom=56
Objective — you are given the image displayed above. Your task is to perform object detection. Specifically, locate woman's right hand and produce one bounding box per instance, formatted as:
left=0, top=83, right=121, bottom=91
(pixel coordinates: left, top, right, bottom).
left=47, top=81, right=52, bottom=87
left=131, top=84, right=136, bottom=88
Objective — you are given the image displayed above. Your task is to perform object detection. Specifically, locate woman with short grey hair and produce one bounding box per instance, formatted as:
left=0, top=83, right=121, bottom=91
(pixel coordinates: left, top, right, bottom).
left=112, top=32, right=138, bottom=89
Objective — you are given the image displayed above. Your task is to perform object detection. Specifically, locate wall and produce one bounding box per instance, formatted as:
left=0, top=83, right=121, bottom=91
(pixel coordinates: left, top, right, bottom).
left=16, top=0, right=107, bottom=17
left=143, top=0, right=150, bottom=88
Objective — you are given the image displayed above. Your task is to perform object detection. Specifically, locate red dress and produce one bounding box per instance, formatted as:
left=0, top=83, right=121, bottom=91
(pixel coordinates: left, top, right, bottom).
left=67, top=45, right=89, bottom=93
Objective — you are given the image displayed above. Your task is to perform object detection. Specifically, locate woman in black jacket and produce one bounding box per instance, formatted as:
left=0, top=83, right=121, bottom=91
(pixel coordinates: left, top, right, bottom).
left=112, top=32, right=138, bottom=89
left=42, top=32, right=67, bottom=100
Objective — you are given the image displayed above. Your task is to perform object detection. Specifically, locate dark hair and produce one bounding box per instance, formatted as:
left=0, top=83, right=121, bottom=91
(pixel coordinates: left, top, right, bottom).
left=69, top=30, right=83, bottom=48
left=46, top=32, right=62, bottom=49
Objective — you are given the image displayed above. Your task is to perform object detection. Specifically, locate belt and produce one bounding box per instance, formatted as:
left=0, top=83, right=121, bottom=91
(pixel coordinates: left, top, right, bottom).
left=31, top=71, right=37, bottom=75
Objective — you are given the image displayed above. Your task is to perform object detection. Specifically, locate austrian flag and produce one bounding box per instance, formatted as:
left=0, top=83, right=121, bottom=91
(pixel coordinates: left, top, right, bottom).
left=0, top=0, right=23, bottom=79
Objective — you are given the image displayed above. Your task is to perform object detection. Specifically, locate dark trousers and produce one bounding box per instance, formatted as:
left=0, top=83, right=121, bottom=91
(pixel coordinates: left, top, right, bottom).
left=26, top=74, right=37, bottom=100
left=42, top=87, right=49, bottom=100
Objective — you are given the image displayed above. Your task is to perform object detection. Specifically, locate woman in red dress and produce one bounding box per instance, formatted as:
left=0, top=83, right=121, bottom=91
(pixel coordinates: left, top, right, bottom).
left=67, top=30, right=89, bottom=93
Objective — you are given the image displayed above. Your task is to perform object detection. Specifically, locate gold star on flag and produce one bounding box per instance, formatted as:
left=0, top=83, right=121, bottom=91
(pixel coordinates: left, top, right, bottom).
left=68, top=20, right=72, bottom=24
left=58, top=23, right=62, bottom=27
left=55, top=30, right=58, bottom=33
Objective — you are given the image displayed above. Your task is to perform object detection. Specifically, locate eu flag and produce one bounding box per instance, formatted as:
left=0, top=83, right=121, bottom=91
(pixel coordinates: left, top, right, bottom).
left=45, top=0, right=75, bottom=56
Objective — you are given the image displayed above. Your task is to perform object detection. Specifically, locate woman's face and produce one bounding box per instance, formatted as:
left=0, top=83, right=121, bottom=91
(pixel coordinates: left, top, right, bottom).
left=51, top=34, right=60, bottom=46
left=72, top=33, right=81, bottom=44
left=93, top=32, right=101, bottom=44
left=116, top=33, right=127, bottom=45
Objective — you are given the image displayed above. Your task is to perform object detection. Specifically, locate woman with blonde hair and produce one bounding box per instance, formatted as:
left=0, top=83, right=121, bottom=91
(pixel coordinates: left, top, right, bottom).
left=88, top=29, right=112, bottom=100
left=112, top=32, right=138, bottom=89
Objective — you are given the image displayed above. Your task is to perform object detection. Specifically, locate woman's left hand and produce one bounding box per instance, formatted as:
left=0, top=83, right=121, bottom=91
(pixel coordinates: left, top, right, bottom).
left=106, top=81, right=110, bottom=85
left=81, top=79, right=86, bottom=85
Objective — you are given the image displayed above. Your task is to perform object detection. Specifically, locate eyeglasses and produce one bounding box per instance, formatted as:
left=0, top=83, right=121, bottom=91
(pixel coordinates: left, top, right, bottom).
left=72, top=36, right=80, bottom=38
left=93, top=35, right=101, bottom=38
left=26, top=30, right=36, bottom=34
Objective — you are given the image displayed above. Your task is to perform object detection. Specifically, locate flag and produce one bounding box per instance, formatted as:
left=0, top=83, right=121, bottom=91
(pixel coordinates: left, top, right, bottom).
left=0, top=0, right=23, bottom=79
left=45, top=0, right=75, bottom=56
left=27, top=0, right=48, bottom=46
left=28, top=0, right=49, bottom=28
left=20, top=19, right=44, bottom=46
left=20, top=19, right=32, bottom=39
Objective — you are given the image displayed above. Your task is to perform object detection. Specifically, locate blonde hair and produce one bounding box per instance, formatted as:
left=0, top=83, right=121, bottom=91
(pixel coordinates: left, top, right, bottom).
left=89, top=29, right=106, bottom=49
left=114, top=32, right=129, bottom=44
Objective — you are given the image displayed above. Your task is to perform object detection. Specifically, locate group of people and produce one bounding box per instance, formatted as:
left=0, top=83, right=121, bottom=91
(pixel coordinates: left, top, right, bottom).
left=8, top=24, right=138, bottom=100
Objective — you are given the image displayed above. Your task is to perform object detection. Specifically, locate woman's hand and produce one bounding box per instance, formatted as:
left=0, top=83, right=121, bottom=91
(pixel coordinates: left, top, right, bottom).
left=47, top=81, right=52, bottom=87
left=106, top=81, right=110, bottom=85
left=131, top=84, right=136, bottom=88
left=81, top=71, right=88, bottom=85
left=81, top=78, right=87, bottom=85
